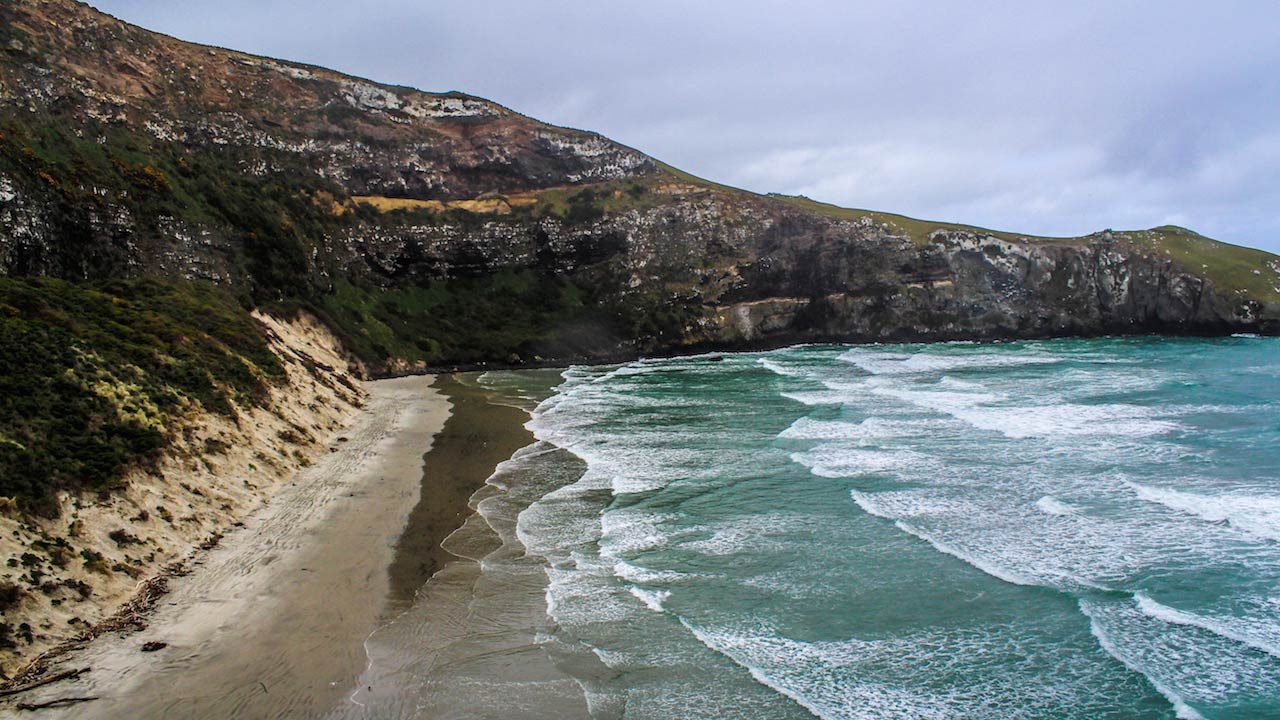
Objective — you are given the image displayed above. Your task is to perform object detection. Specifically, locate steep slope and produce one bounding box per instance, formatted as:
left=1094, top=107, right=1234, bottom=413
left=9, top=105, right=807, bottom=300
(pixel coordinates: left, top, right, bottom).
left=0, top=307, right=365, bottom=674
left=3, top=0, right=1278, bottom=374
left=0, top=0, right=1278, bottom=512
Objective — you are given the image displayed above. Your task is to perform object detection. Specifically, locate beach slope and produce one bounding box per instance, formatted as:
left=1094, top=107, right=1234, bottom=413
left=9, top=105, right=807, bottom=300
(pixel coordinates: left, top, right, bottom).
left=2, top=376, right=448, bottom=719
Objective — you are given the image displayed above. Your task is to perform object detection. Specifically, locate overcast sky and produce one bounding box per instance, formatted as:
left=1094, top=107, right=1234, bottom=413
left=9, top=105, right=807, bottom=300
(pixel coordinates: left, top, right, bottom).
left=94, top=1, right=1280, bottom=253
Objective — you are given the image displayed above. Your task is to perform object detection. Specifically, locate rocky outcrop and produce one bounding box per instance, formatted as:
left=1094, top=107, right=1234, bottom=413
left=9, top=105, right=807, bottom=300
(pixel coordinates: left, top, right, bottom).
left=328, top=192, right=1279, bottom=360
left=0, top=0, right=1276, bottom=373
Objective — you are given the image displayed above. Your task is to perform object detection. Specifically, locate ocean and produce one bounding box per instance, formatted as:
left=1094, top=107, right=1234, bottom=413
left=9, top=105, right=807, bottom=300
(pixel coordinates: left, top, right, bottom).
left=352, top=336, right=1280, bottom=720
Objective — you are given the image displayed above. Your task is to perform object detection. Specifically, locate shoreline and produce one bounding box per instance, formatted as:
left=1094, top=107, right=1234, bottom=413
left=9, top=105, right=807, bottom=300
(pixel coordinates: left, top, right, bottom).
left=381, top=375, right=536, bottom=620
left=1, top=375, right=450, bottom=719
left=341, top=370, right=595, bottom=720
left=372, top=328, right=1280, bottom=378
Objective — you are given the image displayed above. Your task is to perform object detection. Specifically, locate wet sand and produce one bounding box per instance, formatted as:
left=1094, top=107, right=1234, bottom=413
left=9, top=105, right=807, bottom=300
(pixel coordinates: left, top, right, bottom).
left=2, top=372, right=556, bottom=720
left=383, top=376, right=534, bottom=619
left=341, top=371, right=594, bottom=720
left=1, top=375, right=467, bottom=720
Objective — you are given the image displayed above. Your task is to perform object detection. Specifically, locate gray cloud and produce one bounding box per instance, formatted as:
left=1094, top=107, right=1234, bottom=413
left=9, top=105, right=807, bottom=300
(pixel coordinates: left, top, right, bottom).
left=95, top=0, right=1280, bottom=252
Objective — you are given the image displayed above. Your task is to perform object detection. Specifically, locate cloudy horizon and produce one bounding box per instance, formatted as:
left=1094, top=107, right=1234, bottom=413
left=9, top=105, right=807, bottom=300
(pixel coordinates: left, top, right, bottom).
left=94, top=1, right=1280, bottom=252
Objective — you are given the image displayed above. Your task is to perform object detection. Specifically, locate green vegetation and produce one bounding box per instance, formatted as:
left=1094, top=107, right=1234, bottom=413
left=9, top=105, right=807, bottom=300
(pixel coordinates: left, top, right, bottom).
left=0, top=277, right=283, bottom=515
left=315, top=272, right=642, bottom=366
left=528, top=180, right=674, bottom=223
left=0, top=113, right=351, bottom=300
left=654, top=161, right=751, bottom=196
left=769, top=194, right=1072, bottom=247
left=1119, top=226, right=1280, bottom=304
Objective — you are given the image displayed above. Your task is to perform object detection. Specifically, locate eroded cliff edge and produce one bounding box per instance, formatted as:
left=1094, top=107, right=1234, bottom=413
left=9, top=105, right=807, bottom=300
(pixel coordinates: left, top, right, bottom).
left=0, top=0, right=1276, bottom=377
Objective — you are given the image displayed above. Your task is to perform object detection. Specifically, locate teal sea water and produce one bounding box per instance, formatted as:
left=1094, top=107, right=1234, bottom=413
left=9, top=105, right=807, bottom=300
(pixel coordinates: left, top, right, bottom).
left=356, top=336, right=1280, bottom=720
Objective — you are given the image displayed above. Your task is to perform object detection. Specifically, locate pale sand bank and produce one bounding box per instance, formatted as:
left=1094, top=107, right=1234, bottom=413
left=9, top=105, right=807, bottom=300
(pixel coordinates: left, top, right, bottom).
left=0, top=311, right=366, bottom=677
left=1, top=375, right=448, bottom=719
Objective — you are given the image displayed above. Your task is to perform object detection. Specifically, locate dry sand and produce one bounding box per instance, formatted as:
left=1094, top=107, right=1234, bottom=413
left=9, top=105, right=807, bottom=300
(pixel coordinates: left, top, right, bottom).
left=0, top=376, right=449, bottom=719
left=0, top=311, right=366, bottom=676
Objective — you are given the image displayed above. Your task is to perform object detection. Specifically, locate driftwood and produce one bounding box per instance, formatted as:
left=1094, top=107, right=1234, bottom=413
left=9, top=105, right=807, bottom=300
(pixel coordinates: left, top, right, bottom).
left=0, top=668, right=89, bottom=698
left=1, top=534, right=211, bottom=691
left=91, top=571, right=173, bottom=636
left=16, top=696, right=97, bottom=711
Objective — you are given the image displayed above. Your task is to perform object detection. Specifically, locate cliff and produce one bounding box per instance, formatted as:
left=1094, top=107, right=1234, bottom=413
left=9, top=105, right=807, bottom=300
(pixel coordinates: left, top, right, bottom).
left=1, top=0, right=1276, bottom=372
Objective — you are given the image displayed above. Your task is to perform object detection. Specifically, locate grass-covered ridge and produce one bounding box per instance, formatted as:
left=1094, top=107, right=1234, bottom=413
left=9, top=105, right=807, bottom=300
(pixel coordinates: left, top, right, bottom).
left=768, top=194, right=1067, bottom=246
left=764, top=195, right=1280, bottom=303
left=1121, top=226, right=1280, bottom=304
left=0, top=278, right=283, bottom=515
left=351, top=176, right=680, bottom=226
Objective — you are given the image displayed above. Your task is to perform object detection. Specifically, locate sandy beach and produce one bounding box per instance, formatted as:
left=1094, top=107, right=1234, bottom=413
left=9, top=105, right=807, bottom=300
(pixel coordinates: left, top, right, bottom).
left=0, top=375, right=452, bottom=719
left=340, top=370, right=593, bottom=720
left=382, top=377, right=536, bottom=621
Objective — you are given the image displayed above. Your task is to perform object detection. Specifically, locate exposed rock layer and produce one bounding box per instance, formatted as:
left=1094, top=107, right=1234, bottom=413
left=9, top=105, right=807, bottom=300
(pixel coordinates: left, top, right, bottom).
left=0, top=0, right=1277, bottom=372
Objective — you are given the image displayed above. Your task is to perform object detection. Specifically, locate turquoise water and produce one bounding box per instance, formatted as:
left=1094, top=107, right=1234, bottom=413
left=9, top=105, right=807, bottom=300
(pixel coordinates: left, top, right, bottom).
left=510, top=337, right=1280, bottom=719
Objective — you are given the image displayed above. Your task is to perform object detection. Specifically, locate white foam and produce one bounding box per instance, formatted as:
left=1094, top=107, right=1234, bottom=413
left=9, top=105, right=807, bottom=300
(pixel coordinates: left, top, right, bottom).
left=1083, top=595, right=1280, bottom=715
left=1126, top=481, right=1280, bottom=542
left=852, top=488, right=1120, bottom=591
left=848, top=490, right=973, bottom=520
left=936, top=375, right=985, bottom=390
left=679, top=514, right=793, bottom=556
left=613, top=560, right=686, bottom=584
left=628, top=586, right=671, bottom=612
left=593, top=362, right=664, bottom=382
left=872, top=382, right=1179, bottom=439
left=1135, top=592, right=1280, bottom=659
left=780, top=390, right=849, bottom=406
left=599, top=509, right=674, bottom=556
left=758, top=357, right=806, bottom=377
left=1035, top=496, right=1079, bottom=516
left=794, top=447, right=927, bottom=478
left=1081, top=601, right=1206, bottom=720
left=544, top=564, right=638, bottom=625
left=678, top=621, right=959, bottom=720
left=677, top=616, right=1153, bottom=719
left=838, top=348, right=1062, bottom=376
left=782, top=416, right=949, bottom=445
left=889, top=519, right=1041, bottom=588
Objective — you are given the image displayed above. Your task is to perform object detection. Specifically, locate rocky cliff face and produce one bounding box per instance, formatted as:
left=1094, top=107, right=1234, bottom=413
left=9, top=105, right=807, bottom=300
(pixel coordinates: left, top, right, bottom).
left=1, top=0, right=1278, bottom=375
left=330, top=186, right=1279, bottom=362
